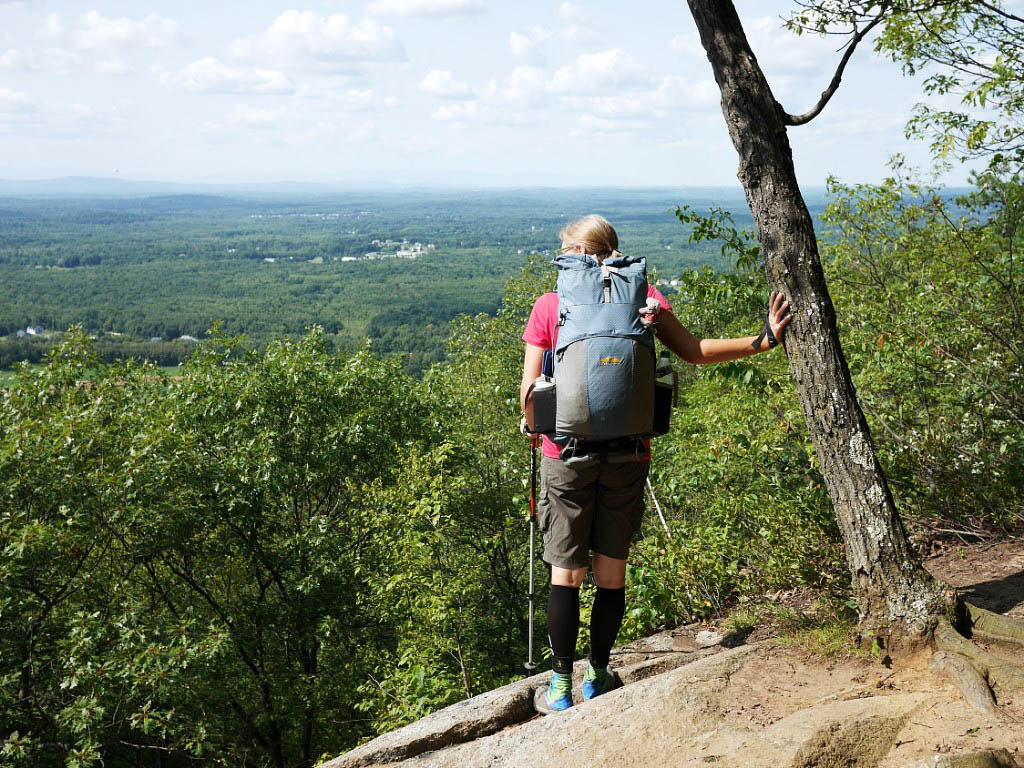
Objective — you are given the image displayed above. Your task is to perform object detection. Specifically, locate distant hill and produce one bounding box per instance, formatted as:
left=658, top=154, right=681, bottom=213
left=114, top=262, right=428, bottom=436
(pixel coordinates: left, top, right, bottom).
left=0, top=176, right=390, bottom=199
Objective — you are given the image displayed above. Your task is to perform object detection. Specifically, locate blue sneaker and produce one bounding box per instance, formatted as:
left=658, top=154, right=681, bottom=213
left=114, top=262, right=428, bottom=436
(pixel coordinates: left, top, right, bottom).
left=544, top=671, right=573, bottom=712
left=582, top=663, right=619, bottom=701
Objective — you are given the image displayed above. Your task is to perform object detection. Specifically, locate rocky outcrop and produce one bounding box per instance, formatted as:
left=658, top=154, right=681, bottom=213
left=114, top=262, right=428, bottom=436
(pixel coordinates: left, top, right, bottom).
left=361, top=645, right=760, bottom=768
left=321, top=627, right=708, bottom=768
left=319, top=630, right=1024, bottom=768
left=319, top=672, right=543, bottom=768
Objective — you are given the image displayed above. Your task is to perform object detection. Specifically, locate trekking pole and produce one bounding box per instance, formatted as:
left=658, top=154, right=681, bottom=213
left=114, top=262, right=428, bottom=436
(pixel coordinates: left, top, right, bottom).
left=525, top=434, right=539, bottom=673
left=646, top=476, right=670, bottom=535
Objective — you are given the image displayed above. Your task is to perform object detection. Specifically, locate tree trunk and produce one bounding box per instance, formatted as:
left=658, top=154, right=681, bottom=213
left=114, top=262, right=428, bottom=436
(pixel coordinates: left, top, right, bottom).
left=684, top=0, right=946, bottom=641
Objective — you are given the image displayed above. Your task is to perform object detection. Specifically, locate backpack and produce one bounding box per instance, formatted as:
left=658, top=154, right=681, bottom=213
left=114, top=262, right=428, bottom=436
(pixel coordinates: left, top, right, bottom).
left=551, top=251, right=656, bottom=443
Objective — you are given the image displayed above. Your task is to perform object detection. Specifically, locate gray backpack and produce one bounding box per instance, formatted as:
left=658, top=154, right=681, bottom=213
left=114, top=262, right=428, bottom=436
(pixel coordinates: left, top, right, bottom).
left=550, top=251, right=656, bottom=443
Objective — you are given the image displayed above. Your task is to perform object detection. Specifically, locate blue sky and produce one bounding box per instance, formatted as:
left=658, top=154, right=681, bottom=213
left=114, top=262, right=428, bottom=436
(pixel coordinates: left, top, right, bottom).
left=0, top=0, right=980, bottom=186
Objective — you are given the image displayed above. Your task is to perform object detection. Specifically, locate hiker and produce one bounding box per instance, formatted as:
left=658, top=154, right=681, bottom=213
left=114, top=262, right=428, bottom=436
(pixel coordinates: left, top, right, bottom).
left=520, top=214, right=791, bottom=712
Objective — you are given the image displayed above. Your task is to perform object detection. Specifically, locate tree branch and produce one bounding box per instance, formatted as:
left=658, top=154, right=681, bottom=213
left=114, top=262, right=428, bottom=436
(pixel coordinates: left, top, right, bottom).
left=974, top=0, right=1024, bottom=25
left=783, top=6, right=889, bottom=126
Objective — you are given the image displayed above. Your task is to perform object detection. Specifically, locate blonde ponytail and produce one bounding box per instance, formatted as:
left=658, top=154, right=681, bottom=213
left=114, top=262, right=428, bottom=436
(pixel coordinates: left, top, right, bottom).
left=559, top=214, right=619, bottom=261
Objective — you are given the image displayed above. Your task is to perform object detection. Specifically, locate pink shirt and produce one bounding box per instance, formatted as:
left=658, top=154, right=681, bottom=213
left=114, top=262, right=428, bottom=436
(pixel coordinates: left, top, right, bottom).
left=523, top=287, right=672, bottom=459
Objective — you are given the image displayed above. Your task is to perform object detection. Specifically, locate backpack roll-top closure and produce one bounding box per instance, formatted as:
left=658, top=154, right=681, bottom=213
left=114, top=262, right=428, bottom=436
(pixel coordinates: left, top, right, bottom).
left=553, top=253, right=653, bottom=353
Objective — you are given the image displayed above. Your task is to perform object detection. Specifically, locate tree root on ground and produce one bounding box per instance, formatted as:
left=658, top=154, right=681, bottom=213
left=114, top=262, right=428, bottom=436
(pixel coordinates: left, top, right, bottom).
left=930, top=600, right=1024, bottom=720
left=965, top=602, right=1024, bottom=646
left=928, top=650, right=998, bottom=716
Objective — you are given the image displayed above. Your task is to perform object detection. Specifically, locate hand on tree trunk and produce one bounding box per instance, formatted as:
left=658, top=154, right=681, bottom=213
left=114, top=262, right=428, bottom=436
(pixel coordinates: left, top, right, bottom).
left=753, top=290, right=792, bottom=351
left=767, top=290, right=791, bottom=349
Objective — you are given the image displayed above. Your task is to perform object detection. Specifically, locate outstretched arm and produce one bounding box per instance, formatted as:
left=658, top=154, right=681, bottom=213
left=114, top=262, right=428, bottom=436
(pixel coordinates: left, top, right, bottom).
left=656, top=290, right=791, bottom=364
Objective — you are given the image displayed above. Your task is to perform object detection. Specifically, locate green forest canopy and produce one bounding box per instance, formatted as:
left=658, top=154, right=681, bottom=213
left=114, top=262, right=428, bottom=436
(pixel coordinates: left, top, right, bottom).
left=0, top=187, right=830, bottom=373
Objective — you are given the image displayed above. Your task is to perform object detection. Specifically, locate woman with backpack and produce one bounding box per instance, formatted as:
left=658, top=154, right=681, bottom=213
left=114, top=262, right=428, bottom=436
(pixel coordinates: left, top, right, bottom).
left=520, top=213, right=791, bottom=712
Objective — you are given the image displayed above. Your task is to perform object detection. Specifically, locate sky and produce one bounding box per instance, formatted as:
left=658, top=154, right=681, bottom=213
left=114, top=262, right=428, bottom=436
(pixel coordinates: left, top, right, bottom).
left=0, top=0, right=983, bottom=187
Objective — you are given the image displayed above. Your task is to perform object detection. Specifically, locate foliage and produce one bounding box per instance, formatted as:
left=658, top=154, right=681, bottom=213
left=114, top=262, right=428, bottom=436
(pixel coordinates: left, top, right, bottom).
left=787, top=1, right=1024, bottom=168
left=623, top=376, right=842, bottom=637
left=3, top=174, right=1024, bottom=765
left=824, top=164, right=1024, bottom=527
left=1, top=329, right=437, bottom=766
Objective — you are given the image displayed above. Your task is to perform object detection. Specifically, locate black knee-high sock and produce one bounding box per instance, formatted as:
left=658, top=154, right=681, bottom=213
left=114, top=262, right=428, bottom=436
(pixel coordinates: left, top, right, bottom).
left=547, top=585, right=580, bottom=675
left=589, top=586, right=625, bottom=669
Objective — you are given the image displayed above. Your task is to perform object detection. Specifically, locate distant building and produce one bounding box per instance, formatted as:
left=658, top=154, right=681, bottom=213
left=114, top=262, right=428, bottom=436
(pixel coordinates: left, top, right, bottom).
left=264, top=257, right=276, bottom=263
left=25, top=326, right=43, bottom=336
left=178, top=335, right=199, bottom=343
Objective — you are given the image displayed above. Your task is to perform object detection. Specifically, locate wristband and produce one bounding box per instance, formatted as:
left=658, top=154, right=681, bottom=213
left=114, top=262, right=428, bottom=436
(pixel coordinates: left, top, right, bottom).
left=752, top=313, right=779, bottom=350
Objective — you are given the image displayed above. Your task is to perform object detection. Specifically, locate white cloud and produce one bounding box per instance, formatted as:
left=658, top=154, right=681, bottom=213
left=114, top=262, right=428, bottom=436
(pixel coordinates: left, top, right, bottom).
left=296, top=85, right=398, bottom=110
left=420, top=69, right=472, bottom=99
left=549, top=48, right=649, bottom=95
left=230, top=11, right=405, bottom=68
left=566, top=113, right=646, bottom=138
left=745, top=16, right=838, bottom=75
left=3, top=11, right=178, bottom=76
left=558, top=2, right=598, bottom=43
left=432, top=101, right=479, bottom=121
left=557, top=3, right=581, bottom=21
left=669, top=17, right=854, bottom=107
left=501, top=65, right=548, bottom=107
left=0, top=49, right=30, bottom=70
left=438, top=50, right=718, bottom=136
left=340, top=87, right=396, bottom=109
left=0, top=88, right=36, bottom=114
left=796, top=105, right=907, bottom=144
left=74, top=11, right=179, bottom=50
left=228, top=104, right=286, bottom=129
left=38, top=13, right=66, bottom=43
left=365, top=0, right=483, bottom=18
left=0, top=91, right=117, bottom=139
left=653, top=74, right=720, bottom=110
left=509, top=25, right=550, bottom=58
left=158, top=58, right=294, bottom=95
left=95, top=57, right=134, bottom=75
left=0, top=47, right=79, bottom=74
left=499, top=50, right=652, bottom=109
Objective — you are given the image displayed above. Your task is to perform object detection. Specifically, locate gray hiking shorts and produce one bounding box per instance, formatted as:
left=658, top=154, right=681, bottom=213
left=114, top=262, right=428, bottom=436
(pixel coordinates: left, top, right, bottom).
left=538, top=454, right=649, bottom=569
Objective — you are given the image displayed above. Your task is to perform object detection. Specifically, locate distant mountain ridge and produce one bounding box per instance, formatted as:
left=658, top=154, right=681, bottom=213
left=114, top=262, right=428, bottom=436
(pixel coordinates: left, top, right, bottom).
left=0, top=176, right=390, bottom=198
left=0, top=175, right=824, bottom=201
